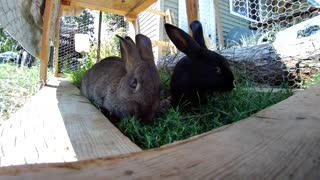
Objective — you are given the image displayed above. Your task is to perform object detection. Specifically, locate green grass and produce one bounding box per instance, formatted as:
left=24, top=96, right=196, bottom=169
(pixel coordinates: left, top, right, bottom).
left=301, top=72, right=320, bottom=89
left=63, top=58, right=94, bottom=87
left=117, top=79, right=293, bottom=149
left=0, top=63, right=42, bottom=124
left=66, top=61, right=296, bottom=150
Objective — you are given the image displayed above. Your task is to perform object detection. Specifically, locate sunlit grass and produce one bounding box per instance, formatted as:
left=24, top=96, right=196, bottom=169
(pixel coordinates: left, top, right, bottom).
left=117, top=78, right=293, bottom=149
left=0, top=63, right=42, bottom=124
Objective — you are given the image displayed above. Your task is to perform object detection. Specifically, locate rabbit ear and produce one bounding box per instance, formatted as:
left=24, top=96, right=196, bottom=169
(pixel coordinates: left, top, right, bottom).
left=117, top=35, right=140, bottom=70
left=190, top=20, right=207, bottom=49
left=125, top=36, right=135, bottom=44
left=164, top=23, right=200, bottom=56
left=135, top=34, right=154, bottom=63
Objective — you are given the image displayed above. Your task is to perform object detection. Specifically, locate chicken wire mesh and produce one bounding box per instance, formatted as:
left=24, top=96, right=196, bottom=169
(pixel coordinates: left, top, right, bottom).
left=57, top=10, right=128, bottom=74
left=228, top=0, right=320, bottom=88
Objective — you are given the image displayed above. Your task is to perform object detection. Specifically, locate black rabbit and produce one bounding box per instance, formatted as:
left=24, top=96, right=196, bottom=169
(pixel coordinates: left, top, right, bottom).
left=164, top=21, right=235, bottom=106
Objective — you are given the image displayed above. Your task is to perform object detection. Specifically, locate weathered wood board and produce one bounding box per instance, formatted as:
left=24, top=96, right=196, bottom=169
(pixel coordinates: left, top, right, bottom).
left=0, top=82, right=319, bottom=179
left=0, top=78, right=141, bottom=167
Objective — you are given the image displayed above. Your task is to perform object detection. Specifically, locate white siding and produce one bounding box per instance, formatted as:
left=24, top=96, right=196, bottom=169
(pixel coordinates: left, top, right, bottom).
left=137, top=1, right=161, bottom=61
left=137, top=0, right=179, bottom=60
left=161, top=0, right=179, bottom=56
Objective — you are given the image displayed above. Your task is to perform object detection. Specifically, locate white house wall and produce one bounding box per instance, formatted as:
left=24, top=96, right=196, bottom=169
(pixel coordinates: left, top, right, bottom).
left=137, top=1, right=161, bottom=61
left=161, top=0, right=179, bottom=56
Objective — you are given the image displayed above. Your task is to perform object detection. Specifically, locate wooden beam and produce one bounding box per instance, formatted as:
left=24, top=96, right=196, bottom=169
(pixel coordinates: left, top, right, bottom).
left=151, top=40, right=174, bottom=48
left=185, top=0, right=199, bottom=35
left=145, top=8, right=166, bottom=16
left=126, top=0, right=157, bottom=19
left=40, top=0, right=55, bottom=84
left=54, top=10, right=62, bottom=77
left=97, top=11, right=102, bottom=62
left=61, top=0, right=71, bottom=6
left=70, top=1, right=127, bottom=16
left=0, top=82, right=320, bottom=179
left=0, top=78, right=141, bottom=167
left=213, top=0, right=225, bottom=48
left=126, top=17, right=140, bottom=40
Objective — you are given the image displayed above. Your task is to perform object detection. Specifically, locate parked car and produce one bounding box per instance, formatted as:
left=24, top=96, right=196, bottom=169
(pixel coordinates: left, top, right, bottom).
left=0, top=51, right=18, bottom=63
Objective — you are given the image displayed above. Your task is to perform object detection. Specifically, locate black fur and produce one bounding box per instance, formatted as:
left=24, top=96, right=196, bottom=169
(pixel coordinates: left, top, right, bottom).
left=165, top=21, right=235, bottom=106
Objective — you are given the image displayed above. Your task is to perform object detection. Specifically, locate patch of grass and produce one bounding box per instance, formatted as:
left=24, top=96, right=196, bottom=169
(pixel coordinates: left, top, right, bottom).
left=0, top=63, right=42, bottom=124
left=301, top=72, right=320, bottom=89
left=67, top=59, right=294, bottom=150
left=117, top=79, right=293, bottom=149
left=63, top=58, right=94, bottom=87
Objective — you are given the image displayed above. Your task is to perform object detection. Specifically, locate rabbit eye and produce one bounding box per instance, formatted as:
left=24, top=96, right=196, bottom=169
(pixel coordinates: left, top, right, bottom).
left=130, top=78, right=138, bottom=89
left=213, top=67, right=221, bottom=74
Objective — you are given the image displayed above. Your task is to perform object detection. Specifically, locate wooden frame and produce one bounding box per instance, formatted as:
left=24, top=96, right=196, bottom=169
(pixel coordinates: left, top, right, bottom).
left=1, top=0, right=320, bottom=179
left=40, top=0, right=56, bottom=84
left=185, top=0, right=199, bottom=35
left=0, top=82, right=319, bottom=179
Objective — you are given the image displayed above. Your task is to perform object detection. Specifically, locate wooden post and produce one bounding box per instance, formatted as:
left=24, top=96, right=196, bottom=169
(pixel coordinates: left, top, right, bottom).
left=213, top=0, right=225, bottom=49
left=185, top=0, right=199, bottom=35
left=40, top=0, right=55, bottom=84
left=126, top=16, right=140, bottom=40
left=54, top=10, right=62, bottom=77
left=97, top=11, right=102, bottom=62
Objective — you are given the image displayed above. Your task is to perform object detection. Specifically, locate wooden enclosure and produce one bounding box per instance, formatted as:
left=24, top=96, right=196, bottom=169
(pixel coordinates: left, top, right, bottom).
left=0, top=79, right=319, bottom=179
left=1, top=0, right=319, bottom=179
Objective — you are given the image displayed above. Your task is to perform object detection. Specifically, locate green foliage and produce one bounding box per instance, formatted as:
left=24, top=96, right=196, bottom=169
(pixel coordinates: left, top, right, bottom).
left=63, top=57, right=94, bottom=87
left=0, top=64, right=43, bottom=123
left=0, top=27, right=18, bottom=52
left=301, top=72, right=320, bottom=89
left=62, top=9, right=95, bottom=38
left=158, top=67, right=172, bottom=98
left=103, top=13, right=127, bottom=30
left=89, top=27, right=126, bottom=60
left=117, top=79, right=293, bottom=149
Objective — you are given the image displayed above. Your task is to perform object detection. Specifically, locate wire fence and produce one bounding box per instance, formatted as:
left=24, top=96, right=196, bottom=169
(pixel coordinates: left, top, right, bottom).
left=228, top=0, right=320, bottom=88
left=57, top=10, right=128, bottom=74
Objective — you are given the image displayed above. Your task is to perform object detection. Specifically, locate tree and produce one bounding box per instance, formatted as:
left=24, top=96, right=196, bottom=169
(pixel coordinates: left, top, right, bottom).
left=0, top=27, right=19, bottom=52
left=61, top=9, right=95, bottom=38
left=103, top=13, right=127, bottom=31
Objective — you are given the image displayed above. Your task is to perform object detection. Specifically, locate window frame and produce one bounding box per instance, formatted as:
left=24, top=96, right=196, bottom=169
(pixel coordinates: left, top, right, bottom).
left=229, top=0, right=259, bottom=22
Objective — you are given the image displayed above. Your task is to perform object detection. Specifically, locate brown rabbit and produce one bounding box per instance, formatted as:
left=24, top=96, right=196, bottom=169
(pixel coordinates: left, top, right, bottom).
left=80, top=34, right=162, bottom=122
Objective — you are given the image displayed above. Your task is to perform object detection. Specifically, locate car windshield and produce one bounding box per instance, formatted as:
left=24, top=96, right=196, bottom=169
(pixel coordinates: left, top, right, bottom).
left=0, top=51, right=17, bottom=57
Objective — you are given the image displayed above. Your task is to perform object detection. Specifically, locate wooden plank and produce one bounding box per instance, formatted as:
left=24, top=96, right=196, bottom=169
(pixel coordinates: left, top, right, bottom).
left=126, top=0, right=158, bottom=19
left=40, top=0, right=55, bottom=84
left=185, top=0, right=199, bottom=35
left=0, top=78, right=141, bottom=167
left=151, top=40, right=174, bottom=48
left=68, top=0, right=156, bottom=18
left=71, top=0, right=126, bottom=16
left=0, top=82, right=319, bottom=179
left=54, top=10, right=61, bottom=77
left=214, top=0, right=225, bottom=48
left=127, top=18, right=140, bottom=40
left=61, top=0, right=71, bottom=6
left=145, top=8, right=166, bottom=16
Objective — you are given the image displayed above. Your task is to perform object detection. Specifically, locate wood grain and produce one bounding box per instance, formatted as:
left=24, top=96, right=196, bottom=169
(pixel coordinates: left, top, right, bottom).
left=0, top=82, right=319, bottom=179
left=0, top=78, right=141, bottom=167
left=185, top=0, right=199, bottom=35
left=65, top=0, right=157, bottom=18
left=40, top=0, right=56, bottom=84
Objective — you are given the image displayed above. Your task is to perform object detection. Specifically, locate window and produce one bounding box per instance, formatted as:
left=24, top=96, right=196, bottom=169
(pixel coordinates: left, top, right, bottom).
left=230, top=0, right=260, bottom=22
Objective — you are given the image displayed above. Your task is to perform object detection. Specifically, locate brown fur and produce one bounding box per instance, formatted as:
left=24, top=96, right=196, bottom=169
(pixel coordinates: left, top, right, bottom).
left=80, top=34, right=162, bottom=122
